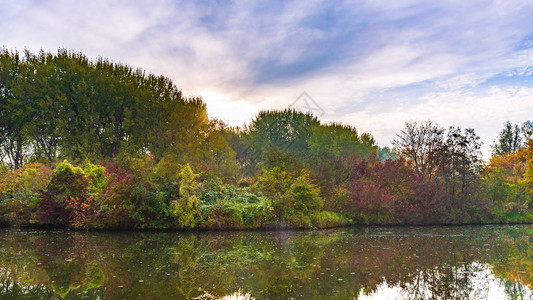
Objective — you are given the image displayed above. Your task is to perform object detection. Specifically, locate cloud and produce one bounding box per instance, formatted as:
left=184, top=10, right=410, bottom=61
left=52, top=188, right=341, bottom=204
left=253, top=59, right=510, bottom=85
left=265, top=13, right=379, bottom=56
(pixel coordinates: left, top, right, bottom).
left=434, top=73, right=492, bottom=90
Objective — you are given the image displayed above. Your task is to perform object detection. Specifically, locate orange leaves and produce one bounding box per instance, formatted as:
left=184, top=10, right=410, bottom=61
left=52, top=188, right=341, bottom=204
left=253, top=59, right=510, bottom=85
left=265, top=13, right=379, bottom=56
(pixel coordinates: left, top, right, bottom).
left=487, top=141, right=533, bottom=183
left=67, top=195, right=98, bottom=229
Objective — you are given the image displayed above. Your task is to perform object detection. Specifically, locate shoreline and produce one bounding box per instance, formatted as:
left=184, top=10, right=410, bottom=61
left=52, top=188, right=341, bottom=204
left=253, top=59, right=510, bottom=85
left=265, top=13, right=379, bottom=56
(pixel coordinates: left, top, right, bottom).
left=2, top=221, right=532, bottom=233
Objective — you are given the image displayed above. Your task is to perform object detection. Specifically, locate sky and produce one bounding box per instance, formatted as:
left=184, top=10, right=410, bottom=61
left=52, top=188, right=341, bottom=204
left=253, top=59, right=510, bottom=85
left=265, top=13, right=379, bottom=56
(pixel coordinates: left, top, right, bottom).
left=1, top=0, right=533, bottom=157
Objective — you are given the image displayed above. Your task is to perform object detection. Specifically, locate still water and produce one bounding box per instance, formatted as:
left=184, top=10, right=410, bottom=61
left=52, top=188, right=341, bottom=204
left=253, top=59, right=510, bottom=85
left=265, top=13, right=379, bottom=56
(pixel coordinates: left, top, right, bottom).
left=1, top=225, right=532, bottom=299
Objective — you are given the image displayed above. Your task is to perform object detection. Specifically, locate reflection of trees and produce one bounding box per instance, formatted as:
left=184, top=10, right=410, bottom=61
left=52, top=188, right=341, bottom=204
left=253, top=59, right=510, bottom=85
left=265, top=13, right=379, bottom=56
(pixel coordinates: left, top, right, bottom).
left=0, top=273, right=55, bottom=299
left=0, top=231, right=105, bottom=298
left=0, top=226, right=533, bottom=299
left=399, top=262, right=491, bottom=299
left=504, top=280, right=528, bottom=300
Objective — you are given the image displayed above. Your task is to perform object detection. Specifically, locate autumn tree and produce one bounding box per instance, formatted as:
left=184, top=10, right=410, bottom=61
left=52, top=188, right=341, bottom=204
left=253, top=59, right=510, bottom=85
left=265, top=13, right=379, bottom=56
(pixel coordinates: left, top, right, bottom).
left=392, top=121, right=445, bottom=179
left=438, top=127, right=483, bottom=198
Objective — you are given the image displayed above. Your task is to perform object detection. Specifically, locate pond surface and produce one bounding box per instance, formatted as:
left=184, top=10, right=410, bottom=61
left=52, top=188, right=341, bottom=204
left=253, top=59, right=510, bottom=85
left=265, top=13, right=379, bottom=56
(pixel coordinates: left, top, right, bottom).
left=1, top=225, right=532, bottom=299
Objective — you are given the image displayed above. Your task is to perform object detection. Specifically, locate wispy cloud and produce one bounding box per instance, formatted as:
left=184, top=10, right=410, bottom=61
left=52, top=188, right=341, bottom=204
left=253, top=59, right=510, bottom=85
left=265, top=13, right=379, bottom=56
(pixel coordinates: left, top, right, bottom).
left=1, top=0, right=533, bottom=154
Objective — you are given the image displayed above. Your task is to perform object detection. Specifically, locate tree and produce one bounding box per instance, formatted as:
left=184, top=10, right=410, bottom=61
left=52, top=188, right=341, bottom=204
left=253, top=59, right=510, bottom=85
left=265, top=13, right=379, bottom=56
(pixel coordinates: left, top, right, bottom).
left=0, top=49, right=225, bottom=168
left=240, top=109, right=319, bottom=173
left=393, top=122, right=483, bottom=215
left=0, top=50, right=32, bottom=169
left=522, top=120, right=533, bottom=143
left=307, top=123, right=377, bottom=162
left=306, top=123, right=377, bottom=196
left=438, top=127, right=483, bottom=198
left=378, top=147, right=398, bottom=162
left=14, top=50, right=63, bottom=161
left=491, top=121, right=522, bottom=156
left=392, top=121, right=445, bottom=179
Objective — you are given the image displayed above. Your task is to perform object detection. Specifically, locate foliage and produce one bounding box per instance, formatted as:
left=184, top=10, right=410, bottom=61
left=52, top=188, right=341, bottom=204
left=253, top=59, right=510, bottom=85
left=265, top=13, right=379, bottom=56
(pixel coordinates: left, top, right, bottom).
left=522, top=121, right=533, bottom=143
left=34, top=160, right=93, bottom=227
left=483, top=140, right=533, bottom=222
left=392, top=120, right=445, bottom=179
left=197, top=179, right=274, bottom=229
left=491, top=121, right=523, bottom=156
left=238, top=109, right=319, bottom=174
left=83, top=162, right=107, bottom=193
left=0, top=163, right=52, bottom=225
left=392, top=122, right=485, bottom=223
left=255, top=167, right=324, bottom=227
left=378, top=147, right=398, bottom=162
left=0, top=49, right=228, bottom=172
left=2, top=48, right=533, bottom=229
left=173, top=164, right=199, bottom=229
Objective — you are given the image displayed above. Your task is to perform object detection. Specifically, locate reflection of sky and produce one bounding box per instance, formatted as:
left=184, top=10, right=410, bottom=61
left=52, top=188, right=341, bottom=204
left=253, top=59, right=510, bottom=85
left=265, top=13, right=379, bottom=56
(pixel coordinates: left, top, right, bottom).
left=359, top=263, right=532, bottom=300
left=2, top=0, right=533, bottom=156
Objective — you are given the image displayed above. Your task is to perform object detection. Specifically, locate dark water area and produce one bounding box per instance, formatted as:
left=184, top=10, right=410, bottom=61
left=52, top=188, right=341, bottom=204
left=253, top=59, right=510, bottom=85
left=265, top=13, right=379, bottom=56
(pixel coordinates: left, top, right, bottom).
left=1, top=225, right=532, bottom=299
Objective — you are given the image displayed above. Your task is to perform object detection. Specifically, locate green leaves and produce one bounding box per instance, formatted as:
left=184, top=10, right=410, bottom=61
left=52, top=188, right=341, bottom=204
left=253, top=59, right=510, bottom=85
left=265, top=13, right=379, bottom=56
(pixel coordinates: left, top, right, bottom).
left=0, top=49, right=219, bottom=167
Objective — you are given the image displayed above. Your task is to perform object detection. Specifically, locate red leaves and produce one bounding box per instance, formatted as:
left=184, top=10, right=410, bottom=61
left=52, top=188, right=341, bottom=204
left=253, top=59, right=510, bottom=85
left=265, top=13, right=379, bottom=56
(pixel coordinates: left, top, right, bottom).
left=343, top=158, right=450, bottom=225
left=67, top=196, right=99, bottom=229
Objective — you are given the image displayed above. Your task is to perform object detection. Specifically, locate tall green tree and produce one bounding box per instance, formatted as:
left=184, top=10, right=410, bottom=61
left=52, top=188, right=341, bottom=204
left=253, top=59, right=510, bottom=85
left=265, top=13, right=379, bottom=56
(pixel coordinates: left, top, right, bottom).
left=0, top=50, right=32, bottom=168
left=240, top=109, right=319, bottom=173
left=0, top=49, right=226, bottom=167
left=14, top=51, right=63, bottom=161
left=491, top=121, right=522, bottom=156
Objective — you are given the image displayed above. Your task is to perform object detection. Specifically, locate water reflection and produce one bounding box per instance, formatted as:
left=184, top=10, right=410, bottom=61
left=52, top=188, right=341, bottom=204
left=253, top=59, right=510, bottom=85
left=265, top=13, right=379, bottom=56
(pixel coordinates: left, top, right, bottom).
left=0, top=225, right=532, bottom=299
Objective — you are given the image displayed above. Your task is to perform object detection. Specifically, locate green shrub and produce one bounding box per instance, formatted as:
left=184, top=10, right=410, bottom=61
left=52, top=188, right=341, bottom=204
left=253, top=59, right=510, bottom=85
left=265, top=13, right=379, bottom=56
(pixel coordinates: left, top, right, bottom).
left=35, top=160, right=92, bottom=227
left=243, top=201, right=275, bottom=227
left=285, top=176, right=323, bottom=214
left=256, top=167, right=293, bottom=199
left=197, top=179, right=275, bottom=229
left=53, top=160, right=84, bottom=177
left=0, top=192, right=40, bottom=225
left=83, top=162, right=106, bottom=193
left=0, top=157, right=346, bottom=229
left=0, top=163, right=52, bottom=226
left=311, top=211, right=345, bottom=228
left=0, top=163, right=52, bottom=196
left=172, top=164, right=199, bottom=228
left=257, top=168, right=324, bottom=227
left=198, top=179, right=225, bottom=205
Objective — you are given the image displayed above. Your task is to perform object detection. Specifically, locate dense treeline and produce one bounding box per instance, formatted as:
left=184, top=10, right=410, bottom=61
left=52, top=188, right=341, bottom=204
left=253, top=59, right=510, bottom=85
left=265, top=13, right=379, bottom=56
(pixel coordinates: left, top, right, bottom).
left=1, top=49, right=532, bottom=229
left=0, top=49, right=232, bottom=169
